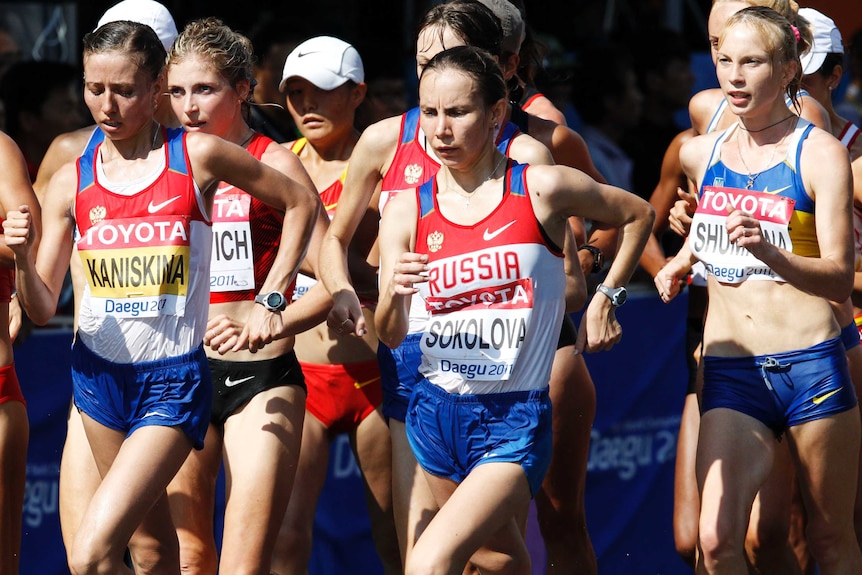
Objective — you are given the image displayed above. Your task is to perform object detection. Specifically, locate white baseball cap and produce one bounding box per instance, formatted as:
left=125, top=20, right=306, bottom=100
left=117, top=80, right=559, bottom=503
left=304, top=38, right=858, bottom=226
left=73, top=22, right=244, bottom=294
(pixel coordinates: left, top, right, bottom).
left=799, top=7, right=843, bottom=76
left=97, top=0, right=178, bottom=52
left=477, top=0, right=525, bottom=54
left=279, top=36, right=364, bottom=92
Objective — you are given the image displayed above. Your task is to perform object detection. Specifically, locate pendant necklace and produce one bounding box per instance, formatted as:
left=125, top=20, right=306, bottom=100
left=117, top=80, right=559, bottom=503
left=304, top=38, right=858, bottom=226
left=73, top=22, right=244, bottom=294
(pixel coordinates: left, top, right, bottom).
left=449, top=154, right=507, bottom=206
left=736, top=119, right=793, bottom=190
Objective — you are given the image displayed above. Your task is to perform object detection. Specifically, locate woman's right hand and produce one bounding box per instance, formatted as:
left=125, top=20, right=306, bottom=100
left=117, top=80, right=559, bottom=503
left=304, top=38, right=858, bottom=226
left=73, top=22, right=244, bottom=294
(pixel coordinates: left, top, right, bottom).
left=668, top=188, right=697, bottom=237
left=655, top=258, right=689, bottom=303
left=2, top=206, right=34, bottom=258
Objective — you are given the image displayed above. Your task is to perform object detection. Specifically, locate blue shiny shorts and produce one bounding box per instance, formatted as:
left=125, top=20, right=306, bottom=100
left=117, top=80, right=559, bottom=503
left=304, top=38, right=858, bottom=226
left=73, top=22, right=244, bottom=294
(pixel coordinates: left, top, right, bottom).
left=378, top=332, right=424, bottom=422
left=702, top=337, right=857, bottom=436
left=406, top=378, right=553, bottom=496
left=71, top=339, right=212, bottom=450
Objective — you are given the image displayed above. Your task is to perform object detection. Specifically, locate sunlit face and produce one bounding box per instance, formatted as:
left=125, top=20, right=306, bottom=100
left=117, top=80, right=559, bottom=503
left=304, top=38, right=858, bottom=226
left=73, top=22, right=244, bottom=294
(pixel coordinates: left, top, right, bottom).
left=418, top=67, right=497, bottom=168
left=284, top=77, right=360, bottom=144
left=716, top=23, right=787, bottom=117
left=166, top=54, right=245, bottom=137
left=415, top=25, right=467, bottom=78
left=708, top=1, right=749, bottom=62
left=83, top=50, right=160, bottom=140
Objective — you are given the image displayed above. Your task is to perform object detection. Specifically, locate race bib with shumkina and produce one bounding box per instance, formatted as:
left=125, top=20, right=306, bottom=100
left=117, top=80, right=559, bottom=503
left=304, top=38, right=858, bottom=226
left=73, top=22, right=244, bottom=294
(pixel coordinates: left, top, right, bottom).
left=689, top=186, right=795, bottom=283
left=77, top=215, right=191, bottom=318
left=210, top=186, right=254, bottom=293
left=421, top=249, right=535, bottom=382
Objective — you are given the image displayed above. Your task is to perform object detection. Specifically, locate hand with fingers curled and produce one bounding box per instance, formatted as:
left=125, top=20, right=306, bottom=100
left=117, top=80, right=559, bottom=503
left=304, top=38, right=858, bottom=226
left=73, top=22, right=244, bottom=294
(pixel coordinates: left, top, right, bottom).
left=654, top=254, right=692, bottom=304
left=726, top=209, right=769, bottom=257
left=669, top=187, right=697, bottom=237
left=204, top=314, right=247, bottom=355
left=3, top=205, right=35, bottom=258
left=327, top=289, right=367, bottom=337
left=389, top=252, right=429, bottom=296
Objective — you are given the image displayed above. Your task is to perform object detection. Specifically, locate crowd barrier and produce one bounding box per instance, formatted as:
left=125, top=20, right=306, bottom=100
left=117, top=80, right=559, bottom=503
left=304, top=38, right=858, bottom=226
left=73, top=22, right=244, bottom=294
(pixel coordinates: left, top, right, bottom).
left=17, top=289, right=689, bottom=574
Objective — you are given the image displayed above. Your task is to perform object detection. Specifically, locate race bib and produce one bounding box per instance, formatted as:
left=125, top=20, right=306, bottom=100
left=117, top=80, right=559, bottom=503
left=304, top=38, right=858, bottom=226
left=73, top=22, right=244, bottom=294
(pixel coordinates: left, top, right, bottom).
left=78, top=215, right=191, bottom=317
left=421, top=278, right=533, bottom=381
left=210, top=189, right=254, bottom=293
left=689, top=186, right=795, bottom=283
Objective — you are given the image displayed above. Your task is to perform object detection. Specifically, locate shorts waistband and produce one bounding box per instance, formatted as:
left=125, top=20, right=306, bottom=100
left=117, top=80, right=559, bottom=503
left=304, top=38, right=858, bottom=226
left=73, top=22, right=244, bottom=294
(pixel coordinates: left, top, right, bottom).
left=74, top=337, right=206, bottom=372
left=703, top=337, right=842, bottom=369
left=417, top=378, right=549, bottom=405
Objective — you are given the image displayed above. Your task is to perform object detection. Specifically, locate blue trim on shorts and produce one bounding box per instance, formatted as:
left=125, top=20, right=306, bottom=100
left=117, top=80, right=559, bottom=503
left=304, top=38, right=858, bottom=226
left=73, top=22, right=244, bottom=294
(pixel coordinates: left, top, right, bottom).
left=702, top=337, right=857, bottom=435
left=71, top=339, right=212, bottom=449
left=378, top=332, right=425, bottom=422
left=406, top=379, right=552, bottom=496
left=841, top=321, right=860, bottom=351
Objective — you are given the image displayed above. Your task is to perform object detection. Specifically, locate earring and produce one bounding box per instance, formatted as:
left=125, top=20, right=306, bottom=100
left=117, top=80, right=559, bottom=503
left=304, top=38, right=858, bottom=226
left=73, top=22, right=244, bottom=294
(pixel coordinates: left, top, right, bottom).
left=493, top=122, right=499, bottom=130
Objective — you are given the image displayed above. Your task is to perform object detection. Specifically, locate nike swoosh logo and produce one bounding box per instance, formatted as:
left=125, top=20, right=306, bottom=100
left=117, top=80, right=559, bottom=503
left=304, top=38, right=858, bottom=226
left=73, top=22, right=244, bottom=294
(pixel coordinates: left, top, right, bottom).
left=762, top=185, right=792, bottom=195
left=147, top=195, right=182, bottom=213
left=483, top=220, right=517, bottom=241
left=216, top=185, right=237, bottom=195
left=324, top=202, right=338, bottom=212
left=297, top=50, right=318, bottom=58
left=354, top=376, right=381, bottom=389
left=225, top=375, right=255, bottom=387
left=812, top=387, right=843, bottom=405
left=143, top=410, right=167, bottom=418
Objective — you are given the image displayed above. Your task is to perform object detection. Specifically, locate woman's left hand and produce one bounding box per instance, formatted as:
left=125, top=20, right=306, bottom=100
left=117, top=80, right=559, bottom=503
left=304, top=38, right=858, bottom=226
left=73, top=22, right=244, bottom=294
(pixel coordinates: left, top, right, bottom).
left=575, top=294, right=623, bottom=354
left=205, top=313, right=247, bottom=354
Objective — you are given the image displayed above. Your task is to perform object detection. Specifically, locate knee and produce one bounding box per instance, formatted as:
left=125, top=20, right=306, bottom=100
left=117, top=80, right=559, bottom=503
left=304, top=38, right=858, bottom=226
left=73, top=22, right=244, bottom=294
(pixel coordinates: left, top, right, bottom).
left=698, top=524, right=741, bottom=570
left=175, top=539, right=217, bottom=575
left=804, top=520, right=854, bottom=567
left=69, top=541, right=112, bottom=575
left=535, top=492, right=585, bottom=542
left=744, top=518, right=789, bottom=563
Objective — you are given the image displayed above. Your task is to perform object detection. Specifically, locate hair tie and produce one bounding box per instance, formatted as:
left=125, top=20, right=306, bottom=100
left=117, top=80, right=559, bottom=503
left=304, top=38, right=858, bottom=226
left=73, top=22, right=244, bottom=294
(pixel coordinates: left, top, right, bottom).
left=791, top=25, right=800, bottom=43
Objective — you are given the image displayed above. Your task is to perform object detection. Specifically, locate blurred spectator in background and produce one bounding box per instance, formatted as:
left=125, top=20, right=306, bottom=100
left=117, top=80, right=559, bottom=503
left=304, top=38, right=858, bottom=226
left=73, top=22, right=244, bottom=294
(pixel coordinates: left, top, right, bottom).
left=570, top=42, right=641, bottom=190
left=623, top=29, right=694, bottom=201
left=837, top=28, right=862, bottom=126
left=247, top=18, right=302, bottom=142
left=0, top=60, right=86, bottom=181
left=355, top=76, right=408, bottom=131
left=0, top=25, right=20, bottom=82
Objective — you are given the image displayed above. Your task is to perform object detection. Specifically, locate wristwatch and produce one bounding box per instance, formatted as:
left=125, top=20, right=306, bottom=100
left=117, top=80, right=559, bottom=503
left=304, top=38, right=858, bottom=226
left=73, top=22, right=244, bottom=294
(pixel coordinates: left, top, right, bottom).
left=596, top=284, right=627, bottom=307
left=254, top=290, right=287, bottom=312
left=578, top=244, right=604, bottom=274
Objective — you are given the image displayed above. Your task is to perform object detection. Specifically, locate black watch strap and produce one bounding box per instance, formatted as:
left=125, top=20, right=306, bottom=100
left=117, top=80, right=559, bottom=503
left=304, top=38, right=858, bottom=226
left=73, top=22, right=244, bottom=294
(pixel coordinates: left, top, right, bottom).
left=578, top=244, right=604, bottom=274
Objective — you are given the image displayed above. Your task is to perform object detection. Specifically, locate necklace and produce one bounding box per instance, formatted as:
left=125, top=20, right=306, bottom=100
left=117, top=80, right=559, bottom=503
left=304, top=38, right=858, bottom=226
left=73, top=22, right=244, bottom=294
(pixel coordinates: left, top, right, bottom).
left=151, top=121, right=161, bottom=149
left=736, top=120, right=794, bottom=189
left=237, top=129, right=255, bottom=148
left=737, top=114, right=795, bottom=133
left=448, top=154, right=507, bottom=206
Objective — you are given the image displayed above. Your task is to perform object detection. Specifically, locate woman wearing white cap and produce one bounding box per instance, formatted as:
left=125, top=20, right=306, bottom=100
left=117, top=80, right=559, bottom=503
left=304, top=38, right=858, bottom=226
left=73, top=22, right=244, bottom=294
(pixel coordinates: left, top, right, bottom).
left=162, top=18, right=330, bottom=575
left=270, top=35, right=401, bottom=575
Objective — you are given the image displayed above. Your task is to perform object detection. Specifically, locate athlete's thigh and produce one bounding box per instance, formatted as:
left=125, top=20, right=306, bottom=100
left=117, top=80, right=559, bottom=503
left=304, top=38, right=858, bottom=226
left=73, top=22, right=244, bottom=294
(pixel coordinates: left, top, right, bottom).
left=220, top=386, right=305, bottom=554
left=697, top=409, right=776, bottom=538
left=0, top=401, right=27, bottom=570
left=166, top=424, right=222, bottom=544
left=60, top=405, right=100, bottom=551
left=352, top=407, right=393, bottom=510
left=787, top=408, right=860, bottom=526
left=282, top=413, right=330, bottom=530
left=543, top=348, right=594, bottom=501
left=78, top=415, right=193, bottom=552
left=416, top=463, right=530, bottom=571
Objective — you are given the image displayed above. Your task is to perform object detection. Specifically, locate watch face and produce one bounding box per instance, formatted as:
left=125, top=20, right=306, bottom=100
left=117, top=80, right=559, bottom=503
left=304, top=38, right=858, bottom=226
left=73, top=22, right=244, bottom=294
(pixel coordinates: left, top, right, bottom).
left=266, top=292, right=285, bottom=309
left=615, top=289, right=627, bottom=305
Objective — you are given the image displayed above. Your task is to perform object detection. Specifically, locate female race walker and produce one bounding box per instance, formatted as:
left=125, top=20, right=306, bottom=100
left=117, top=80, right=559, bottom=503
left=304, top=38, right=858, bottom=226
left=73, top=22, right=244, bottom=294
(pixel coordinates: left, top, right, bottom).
left=163, top=19, right=330, bottom=575
left=271, top=35, right=401, bottom=575
left=3, top=21, right=319, bottom=575
left=0, top=132, right=39, bottom=575
left=655, top=7, right=861, bottom=574
left=376, top=45, right=653, bottom=575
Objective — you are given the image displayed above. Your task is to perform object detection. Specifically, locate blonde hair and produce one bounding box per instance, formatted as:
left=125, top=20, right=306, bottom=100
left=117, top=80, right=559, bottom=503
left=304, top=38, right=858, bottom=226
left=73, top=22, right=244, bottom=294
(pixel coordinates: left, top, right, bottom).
left=168, top=18, right=255, bottom=97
